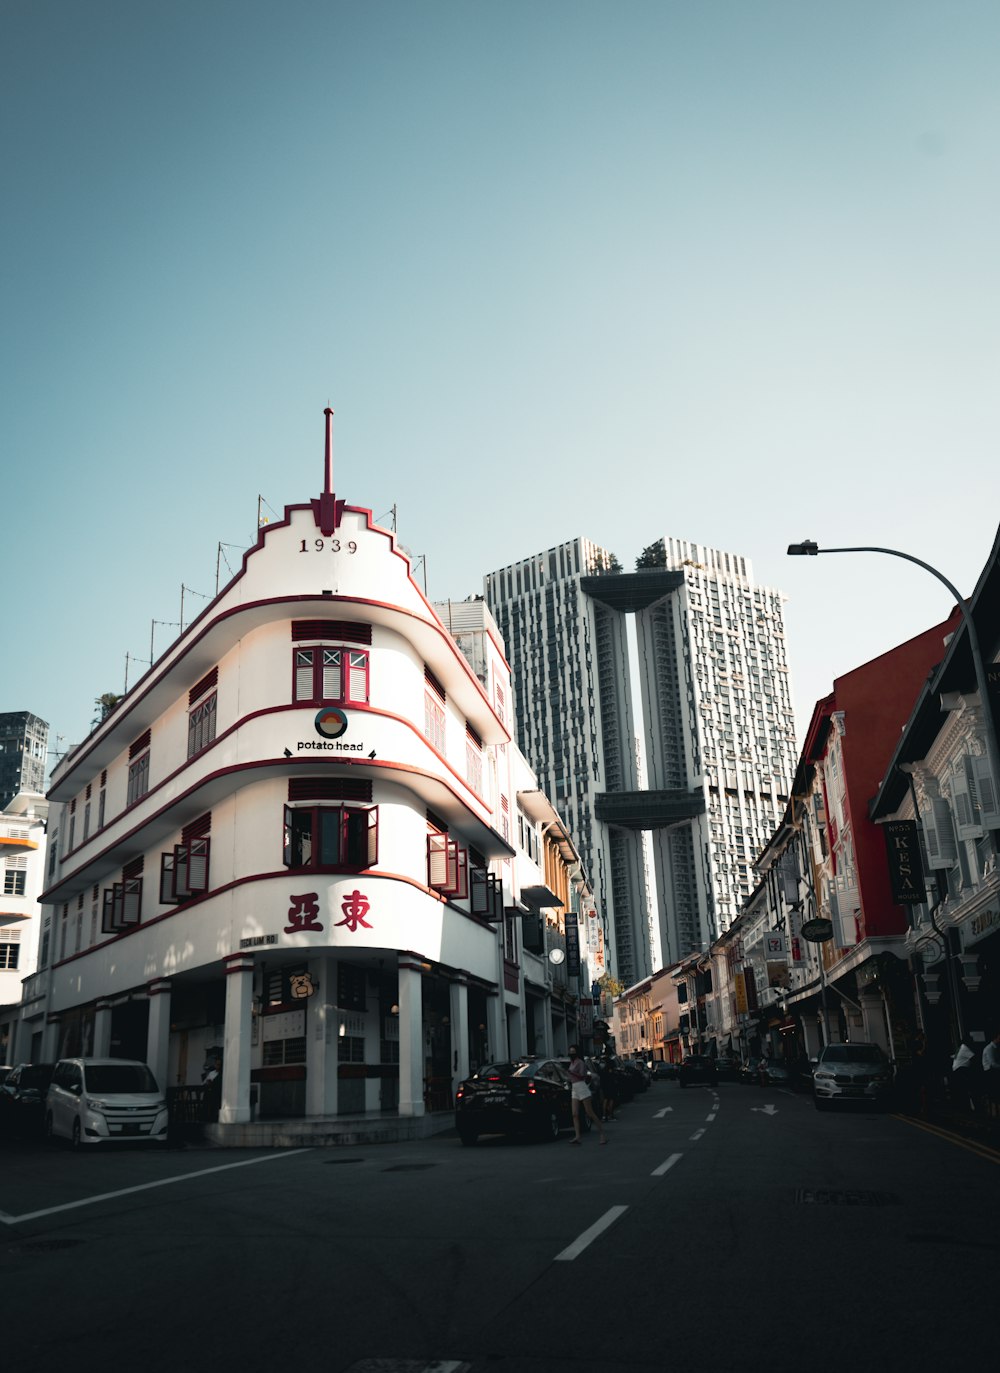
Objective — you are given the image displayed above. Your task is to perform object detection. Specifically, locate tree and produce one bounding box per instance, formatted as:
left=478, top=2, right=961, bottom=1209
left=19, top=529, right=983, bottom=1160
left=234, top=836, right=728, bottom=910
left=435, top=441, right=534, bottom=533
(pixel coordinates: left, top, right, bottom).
left=92, top=692, right=122, bottom=727
left=635, top=540, right=667, bottom=571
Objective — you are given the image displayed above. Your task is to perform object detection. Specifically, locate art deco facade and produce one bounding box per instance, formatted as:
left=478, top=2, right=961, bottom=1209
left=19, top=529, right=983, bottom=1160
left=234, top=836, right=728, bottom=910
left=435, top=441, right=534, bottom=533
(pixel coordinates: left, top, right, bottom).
left=16, top=434, right=590, bottom=1139
left=485, top=536, right=797, bottom=985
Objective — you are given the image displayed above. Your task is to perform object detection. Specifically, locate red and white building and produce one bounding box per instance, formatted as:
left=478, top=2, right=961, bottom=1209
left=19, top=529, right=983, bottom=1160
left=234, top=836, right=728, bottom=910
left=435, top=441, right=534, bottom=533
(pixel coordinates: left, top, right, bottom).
left=17, top=420, right=591, bottom=1141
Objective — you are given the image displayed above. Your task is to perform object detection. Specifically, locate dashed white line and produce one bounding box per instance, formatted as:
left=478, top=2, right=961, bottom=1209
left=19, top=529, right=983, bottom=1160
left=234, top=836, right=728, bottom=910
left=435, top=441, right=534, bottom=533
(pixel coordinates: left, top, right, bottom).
left=651, top=1152, right=683, bottom=1177
left=706, top=1112, right=717, bottom=1122
left=555, top=1205, right=629, bottom=1261
left=690, top=1128, right=705, bottom=1141
left=0, top=1149, right=312, bottom=1225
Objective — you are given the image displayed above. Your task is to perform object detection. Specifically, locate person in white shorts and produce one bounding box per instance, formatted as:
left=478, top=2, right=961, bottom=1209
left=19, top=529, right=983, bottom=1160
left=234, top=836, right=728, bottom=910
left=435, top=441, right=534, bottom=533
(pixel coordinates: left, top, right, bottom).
left=567, top=1044, right=607, bottom=1145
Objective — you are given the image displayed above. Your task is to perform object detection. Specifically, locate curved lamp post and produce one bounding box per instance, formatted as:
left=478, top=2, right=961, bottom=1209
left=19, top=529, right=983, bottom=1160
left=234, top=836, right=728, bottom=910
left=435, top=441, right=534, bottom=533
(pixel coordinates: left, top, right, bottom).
left=786, top=540, right=1000, bottom=808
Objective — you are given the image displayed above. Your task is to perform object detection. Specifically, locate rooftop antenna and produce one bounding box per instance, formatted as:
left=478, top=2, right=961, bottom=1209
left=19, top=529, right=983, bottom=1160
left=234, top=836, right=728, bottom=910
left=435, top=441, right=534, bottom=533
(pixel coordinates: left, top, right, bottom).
left=311, top=406, right=341, bottom=536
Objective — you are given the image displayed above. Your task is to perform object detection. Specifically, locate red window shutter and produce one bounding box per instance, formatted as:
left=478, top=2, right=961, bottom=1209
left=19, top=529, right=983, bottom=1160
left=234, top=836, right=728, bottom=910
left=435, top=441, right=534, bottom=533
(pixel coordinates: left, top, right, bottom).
left=288, top=779, right=372, bottom=803
left=129, top=729, right=151, bottom=760
left=160, top=852, right=178, bottom=905
left=181, top=813, right=212, bottom=843
left=322, top=648, right=342, bottom=699
left=102, top=888, right=117, bottom=934
left=295, top=648, right=315, bottom=701
left=367, top=808, right=378, bottom=866
left=424, top=666, right=446, bottom=701
left=121, top=878, right=142, bottom=926
left=348, top=651, right=369, bottom=702
left=455, top=846, right=468, bottom=900
left=292, top=620, right=372, bottom=645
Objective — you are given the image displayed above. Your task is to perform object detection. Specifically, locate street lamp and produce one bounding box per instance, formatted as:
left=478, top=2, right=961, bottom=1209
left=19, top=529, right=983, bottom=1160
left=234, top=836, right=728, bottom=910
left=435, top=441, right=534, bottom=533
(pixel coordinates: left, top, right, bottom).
left=786, top=539, right=1000, bottom=812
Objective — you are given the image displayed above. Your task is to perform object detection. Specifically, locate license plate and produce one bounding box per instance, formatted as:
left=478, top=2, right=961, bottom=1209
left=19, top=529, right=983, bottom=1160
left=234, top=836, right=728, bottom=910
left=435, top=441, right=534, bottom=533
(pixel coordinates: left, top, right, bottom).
left=120, top=1123, right=140, bottom=1134
left=481, top=1095, right=504, bottom=1106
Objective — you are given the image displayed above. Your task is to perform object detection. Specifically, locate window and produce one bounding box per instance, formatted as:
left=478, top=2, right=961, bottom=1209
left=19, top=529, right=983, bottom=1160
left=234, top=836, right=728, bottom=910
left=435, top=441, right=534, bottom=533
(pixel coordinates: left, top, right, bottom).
left=127, top=752, right=149, bottom=806
left=3, top=868, right=26, bottom=897
left=282, top=805, right=378, bottom=869
left=127, top=729, right=151, bottom=808
left=188, top=693, right=217, bottom=757
left=160, top=837, right=211, bottom=904
left=425, top=692, right=446, bottom=753
left=293, top=647, right=369, bottom=705
left=102, top=858, right=144, bottom=934
left=0, top=929, right=20, bottom=970
left=427, top=832, right=469, bottom=899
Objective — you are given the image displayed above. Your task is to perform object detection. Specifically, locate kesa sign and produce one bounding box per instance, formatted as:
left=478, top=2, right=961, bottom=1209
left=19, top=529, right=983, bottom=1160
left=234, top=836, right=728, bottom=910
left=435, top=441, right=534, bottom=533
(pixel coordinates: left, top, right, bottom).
left=296, top=708, right=365, bottom=753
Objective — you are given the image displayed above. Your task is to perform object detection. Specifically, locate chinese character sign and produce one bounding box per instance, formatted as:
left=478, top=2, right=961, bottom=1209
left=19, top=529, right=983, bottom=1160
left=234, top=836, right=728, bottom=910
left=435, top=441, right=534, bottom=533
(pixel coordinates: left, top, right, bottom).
left=335, top=889, right=373, bottom=932
left=284, top=892, right=324, bottom=934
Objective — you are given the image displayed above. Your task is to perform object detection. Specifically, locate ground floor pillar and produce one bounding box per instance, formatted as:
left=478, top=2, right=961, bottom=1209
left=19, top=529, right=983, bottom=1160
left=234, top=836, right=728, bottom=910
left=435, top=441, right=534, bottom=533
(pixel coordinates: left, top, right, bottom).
left=146, top=978, right=172, bottom=1090
left=219, top=953, right=254, bottom=1124
left=398, top=957, right=425, bottom=1117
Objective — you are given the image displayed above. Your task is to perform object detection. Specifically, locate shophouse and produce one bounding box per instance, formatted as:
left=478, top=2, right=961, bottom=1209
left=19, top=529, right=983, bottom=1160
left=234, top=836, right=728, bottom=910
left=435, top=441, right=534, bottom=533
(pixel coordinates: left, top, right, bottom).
left=870, top=528, right=1000, bottom=1067
left=1, top=790, right=48, bottom=1063
left=19, top=424, right=592, bottom=1142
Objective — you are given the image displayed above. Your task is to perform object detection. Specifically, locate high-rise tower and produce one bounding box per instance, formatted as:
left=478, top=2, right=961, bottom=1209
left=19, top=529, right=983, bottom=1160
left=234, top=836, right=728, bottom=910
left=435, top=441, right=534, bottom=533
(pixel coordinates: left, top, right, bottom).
left=485, top=536, right=797, bottom=983
left=0, top=712, right=49, bottom=810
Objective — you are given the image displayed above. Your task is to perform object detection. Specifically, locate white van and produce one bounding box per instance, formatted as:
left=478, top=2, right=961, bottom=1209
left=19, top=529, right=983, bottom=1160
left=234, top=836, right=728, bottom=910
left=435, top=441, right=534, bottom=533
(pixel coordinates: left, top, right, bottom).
left=46, top=1057, right=169, bottom=1148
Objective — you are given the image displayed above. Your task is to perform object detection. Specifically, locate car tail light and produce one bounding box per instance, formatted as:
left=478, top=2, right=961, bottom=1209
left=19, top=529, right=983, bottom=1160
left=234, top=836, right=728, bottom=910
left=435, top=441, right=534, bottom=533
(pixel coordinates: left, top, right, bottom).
left=527, top=1081, right=537, bottom=1094
left=456, top=1087, right=464, bottom=1100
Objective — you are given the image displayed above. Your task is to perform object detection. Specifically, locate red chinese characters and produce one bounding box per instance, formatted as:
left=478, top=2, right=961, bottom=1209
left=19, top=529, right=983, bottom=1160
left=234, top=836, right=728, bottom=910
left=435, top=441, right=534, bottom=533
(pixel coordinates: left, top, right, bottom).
left=335, top=889, right=372, bottom=932
left=284, top=892, right=324, bottom=934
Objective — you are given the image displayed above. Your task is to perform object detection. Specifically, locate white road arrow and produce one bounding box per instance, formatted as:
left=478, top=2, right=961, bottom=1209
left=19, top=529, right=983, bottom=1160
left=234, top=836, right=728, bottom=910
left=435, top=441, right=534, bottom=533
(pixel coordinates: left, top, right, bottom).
left=751, top=1104, right=778, bottom=1115
left=653, top=1107, right=674, bottom=1118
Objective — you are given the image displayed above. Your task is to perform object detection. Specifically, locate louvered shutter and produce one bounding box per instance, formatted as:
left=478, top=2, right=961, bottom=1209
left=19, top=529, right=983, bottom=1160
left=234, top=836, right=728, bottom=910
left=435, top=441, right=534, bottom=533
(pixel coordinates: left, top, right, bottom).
left=295, top=649, right=315, bottom=701
left=348, top=651, right=368, bottom=702
left=952, top=758, right=982, bottom=839
left=971, top=754, right=1000, bottom=829
left=366, top=808, right=378, bottom=866
left=102, top=888, right=117, bottom=933
left=121, top=878, right=142, bottom=926
left=454, top=845, right=468, bottom=900
left=174, top=844, right=191, bottom=899
left=924, top=797, right=958, bottom=869
left=445, top=837, right=459, bottom=894
left=428, top=833, right=448, bottom=887
left=470, top=866, right=490, bottom=915
left=322, top=649, right=341, bottom=700
left=187, top=838, right=210, bottom=893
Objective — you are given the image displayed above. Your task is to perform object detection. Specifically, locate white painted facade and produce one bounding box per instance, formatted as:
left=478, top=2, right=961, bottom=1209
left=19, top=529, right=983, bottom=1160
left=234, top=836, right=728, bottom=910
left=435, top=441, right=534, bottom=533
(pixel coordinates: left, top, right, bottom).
left=20, top=486, right=587, bottom=1138
left=0, top=791, right=48, bottom=1063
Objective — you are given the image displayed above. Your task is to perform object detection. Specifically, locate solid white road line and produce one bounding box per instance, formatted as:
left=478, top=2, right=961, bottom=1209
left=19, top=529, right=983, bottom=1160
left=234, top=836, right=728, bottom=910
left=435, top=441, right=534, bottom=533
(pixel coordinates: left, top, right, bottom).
left=0, top=1148, right=313, bottom=1226
left=651, top=1152, right=683, bottom=1177
left=555, top=1205, right=629, bottom=1261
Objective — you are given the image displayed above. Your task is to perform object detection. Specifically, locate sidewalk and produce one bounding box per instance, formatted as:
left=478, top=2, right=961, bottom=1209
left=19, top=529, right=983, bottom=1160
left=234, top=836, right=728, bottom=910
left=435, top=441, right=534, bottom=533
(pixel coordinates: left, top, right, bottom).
left=895, top=1096, right=1000, bottom=1157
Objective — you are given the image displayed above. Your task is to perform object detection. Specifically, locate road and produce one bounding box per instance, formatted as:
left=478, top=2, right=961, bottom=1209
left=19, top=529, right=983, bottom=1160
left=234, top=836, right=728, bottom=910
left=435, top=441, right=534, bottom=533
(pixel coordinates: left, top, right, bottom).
left=3, top=1081, right=997, bottom=1373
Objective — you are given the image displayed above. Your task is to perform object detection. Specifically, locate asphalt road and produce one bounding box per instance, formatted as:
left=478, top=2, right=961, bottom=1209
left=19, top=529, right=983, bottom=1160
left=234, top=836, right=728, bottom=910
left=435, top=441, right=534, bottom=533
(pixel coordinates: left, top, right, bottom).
left=3, top=1081, right=997, bottom=1373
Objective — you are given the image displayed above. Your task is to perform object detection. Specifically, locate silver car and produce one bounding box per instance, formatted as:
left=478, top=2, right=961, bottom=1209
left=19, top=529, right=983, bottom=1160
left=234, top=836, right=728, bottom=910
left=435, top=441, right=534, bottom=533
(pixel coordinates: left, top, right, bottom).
left=813, top=1042, right=893, bottom=1110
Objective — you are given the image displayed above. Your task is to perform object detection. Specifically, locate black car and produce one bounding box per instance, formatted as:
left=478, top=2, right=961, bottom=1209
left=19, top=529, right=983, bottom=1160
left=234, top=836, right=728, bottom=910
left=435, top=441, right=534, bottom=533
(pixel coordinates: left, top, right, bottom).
left=0, top=1062, right=55, bottom=1137
left=678, top=1055, right=718, bottom=1088
left=455, top=1058, right=576, bottom=1145
left=652, top=1061, right=678, bottom=1082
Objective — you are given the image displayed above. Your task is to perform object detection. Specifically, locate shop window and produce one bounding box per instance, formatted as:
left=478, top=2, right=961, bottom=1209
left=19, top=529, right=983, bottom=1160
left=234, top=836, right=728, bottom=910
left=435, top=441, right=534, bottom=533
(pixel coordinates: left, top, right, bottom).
left=283, top=805, right=378, bottom=869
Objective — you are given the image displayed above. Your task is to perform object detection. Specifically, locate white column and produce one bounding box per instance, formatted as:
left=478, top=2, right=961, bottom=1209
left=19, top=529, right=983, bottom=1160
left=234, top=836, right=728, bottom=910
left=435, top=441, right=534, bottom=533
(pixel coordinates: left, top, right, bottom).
left=306, top=955, right=336, bottom=1117
left=487, top=992, right=507, bottom=1063
left=398, top=958, right=425, bottom=1117
left=219, top=953, right=254, bottom=1125
left=450, top=979, right=469, bottom=1097
left=93, top=1000, right=113, bottom=1057
left=146, top=979, right=172, bottom=1091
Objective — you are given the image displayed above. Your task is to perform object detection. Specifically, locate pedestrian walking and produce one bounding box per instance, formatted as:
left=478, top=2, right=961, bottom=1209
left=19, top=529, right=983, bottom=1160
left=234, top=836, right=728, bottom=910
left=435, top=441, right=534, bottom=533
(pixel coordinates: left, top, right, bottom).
left=598, top=1055, right=618, bottom=1121
left=567, top=1045, right=607, bottom=1145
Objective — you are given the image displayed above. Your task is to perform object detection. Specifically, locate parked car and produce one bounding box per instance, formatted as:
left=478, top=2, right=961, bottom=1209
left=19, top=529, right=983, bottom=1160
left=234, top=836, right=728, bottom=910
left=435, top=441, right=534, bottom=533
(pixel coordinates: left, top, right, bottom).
left=739, top=1058, right=764, bottom=1084
left=620, top=1062, right=649, bottom=1095
left=714, top=1057, right=742, bottom=1082
left=46, top=1058, right=169, bottom=1148
left=652, top=1061, right=678, bottom=1082
left=0, top=1062, right=55, bottom=1138
left=758, top=1059, right=793, bottom=1089
left=455, top=1057, right=577, bottom=1145
left=0, top=1066, right=12, bottom=1087
left=812, top=1042, right=894, bottom=1111
left=678, top=1054, right=718, bottom=1088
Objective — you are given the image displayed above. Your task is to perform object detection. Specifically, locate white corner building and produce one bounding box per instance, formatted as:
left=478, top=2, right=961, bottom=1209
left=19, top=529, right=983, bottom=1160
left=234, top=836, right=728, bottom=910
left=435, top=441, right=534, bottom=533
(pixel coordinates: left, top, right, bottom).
left=20, top=422, right=588, bottom=1141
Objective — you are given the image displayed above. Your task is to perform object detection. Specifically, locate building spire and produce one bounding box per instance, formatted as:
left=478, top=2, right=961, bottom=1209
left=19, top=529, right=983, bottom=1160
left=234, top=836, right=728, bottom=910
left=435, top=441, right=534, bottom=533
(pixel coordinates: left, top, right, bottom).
left=312, top=405, right=340, bottom=535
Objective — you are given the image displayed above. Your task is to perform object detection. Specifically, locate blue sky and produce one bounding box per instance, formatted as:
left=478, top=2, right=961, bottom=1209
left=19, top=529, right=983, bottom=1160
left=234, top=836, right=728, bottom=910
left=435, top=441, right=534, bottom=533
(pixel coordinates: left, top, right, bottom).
left=5, top=0, right=999, bottom=766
